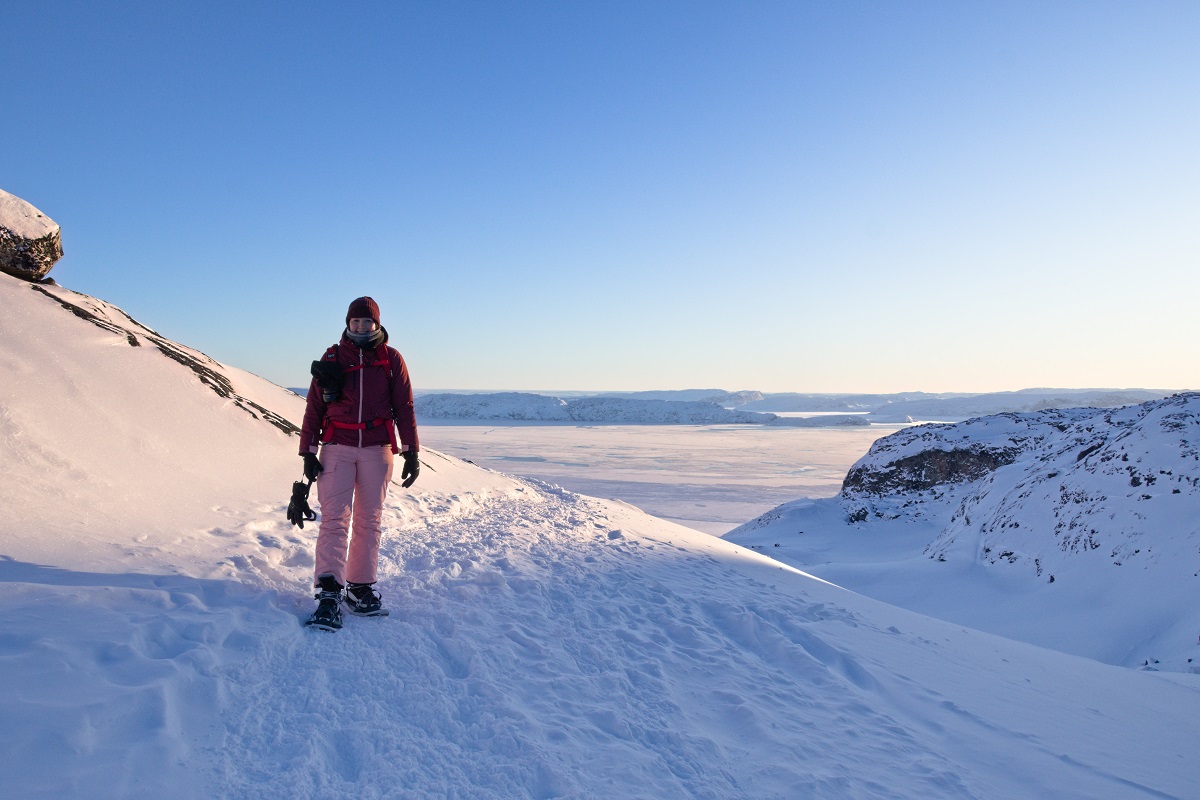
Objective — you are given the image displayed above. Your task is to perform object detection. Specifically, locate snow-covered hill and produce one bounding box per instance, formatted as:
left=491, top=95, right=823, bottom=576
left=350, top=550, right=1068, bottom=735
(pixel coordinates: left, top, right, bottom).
left=4, top=271, right=1200, bottom=798
left=730, top=395, right=1200, bottom=673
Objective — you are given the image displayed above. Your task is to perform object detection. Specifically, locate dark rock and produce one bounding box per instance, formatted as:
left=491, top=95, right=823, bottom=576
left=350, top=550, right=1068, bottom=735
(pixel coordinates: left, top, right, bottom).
left=842, top=445, right=1021, bottom=496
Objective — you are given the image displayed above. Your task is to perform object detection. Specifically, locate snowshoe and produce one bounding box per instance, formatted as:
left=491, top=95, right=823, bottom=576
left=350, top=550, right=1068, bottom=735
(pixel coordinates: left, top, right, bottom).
left=344, top=582, right=389, bottom=617
left=305, top=576, right=344, bottom=631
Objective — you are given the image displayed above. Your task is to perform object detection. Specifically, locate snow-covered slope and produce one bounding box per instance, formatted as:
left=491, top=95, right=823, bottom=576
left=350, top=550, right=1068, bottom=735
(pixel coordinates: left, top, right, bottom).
left=730, top=396, right=1200, bottom=672
left=0, top=274, right=520, bottom=574
left=4, top=271, right=1200, bottom=798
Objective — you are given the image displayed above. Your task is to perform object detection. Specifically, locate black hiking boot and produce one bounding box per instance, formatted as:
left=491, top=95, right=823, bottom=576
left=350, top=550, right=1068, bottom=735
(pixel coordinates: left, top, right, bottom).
left=344, top=581, right=388, bottom=617
left=305, top=575, right=344, bottom=631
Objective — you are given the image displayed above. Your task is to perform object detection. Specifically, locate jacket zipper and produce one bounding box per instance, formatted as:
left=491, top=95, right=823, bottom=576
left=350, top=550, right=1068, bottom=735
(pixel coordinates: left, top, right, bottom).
left=357, top=348, right=364, bottom=447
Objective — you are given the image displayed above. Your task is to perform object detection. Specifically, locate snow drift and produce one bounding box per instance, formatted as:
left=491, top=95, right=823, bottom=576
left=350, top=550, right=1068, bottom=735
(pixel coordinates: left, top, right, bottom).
left=3, top=270, right=1200, bottom=799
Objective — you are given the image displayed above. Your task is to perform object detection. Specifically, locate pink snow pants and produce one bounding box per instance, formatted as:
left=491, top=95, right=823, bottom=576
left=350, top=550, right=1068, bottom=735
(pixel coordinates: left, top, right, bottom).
left=314, top=444, right=394, bottom=587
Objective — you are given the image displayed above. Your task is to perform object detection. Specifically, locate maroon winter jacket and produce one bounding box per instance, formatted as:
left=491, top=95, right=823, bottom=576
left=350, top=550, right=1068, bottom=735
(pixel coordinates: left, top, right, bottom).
left=299, top=330, right=419, bottom=456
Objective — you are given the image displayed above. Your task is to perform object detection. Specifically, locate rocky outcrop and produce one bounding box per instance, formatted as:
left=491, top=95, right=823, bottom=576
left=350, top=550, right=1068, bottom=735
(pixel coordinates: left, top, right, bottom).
left=838, top=396, right=1200, bottom=572
left=842, top=445, right=1021, bottom=495
left=839, top=409, right=1089, bottom=522
left=922, top=393, right=1200, bottom=569
left=0, top=189, right=63, bottom=281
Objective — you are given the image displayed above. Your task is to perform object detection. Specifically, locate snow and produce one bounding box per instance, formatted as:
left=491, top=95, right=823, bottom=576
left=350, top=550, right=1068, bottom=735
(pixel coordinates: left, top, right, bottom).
left=422, top=422, right=899, bottom=535
left=4, top=270, right=1200, bottom=798
left=0, top=187, right=59, bottom=239
left=729, top=398, right=1200, bottom=673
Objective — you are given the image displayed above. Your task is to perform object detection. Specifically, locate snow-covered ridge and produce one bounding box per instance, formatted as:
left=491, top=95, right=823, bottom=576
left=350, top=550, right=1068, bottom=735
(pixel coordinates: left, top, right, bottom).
left=416, top=391, right=869, bottom=426
left=839, top=394, right=1200, bottom=570
left=29, top=281, right=298, bottom=434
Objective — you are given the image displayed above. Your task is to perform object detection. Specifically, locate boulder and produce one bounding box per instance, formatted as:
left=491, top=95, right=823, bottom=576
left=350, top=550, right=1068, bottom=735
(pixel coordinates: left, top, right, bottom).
left=0, top=188, right=64, bottom=281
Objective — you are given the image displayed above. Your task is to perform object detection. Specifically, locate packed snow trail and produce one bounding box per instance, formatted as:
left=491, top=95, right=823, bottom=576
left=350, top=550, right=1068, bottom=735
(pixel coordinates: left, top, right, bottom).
left=204, top=483, right=1195, bottom=800
left=219, top=486, right=936, bottom=799
left=6, top=478, right=1200, bottom=798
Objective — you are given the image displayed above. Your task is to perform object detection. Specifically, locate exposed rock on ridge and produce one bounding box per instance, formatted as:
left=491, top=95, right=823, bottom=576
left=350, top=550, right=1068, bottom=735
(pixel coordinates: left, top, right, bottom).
left=840, top=411, right=1080, bottom=513
left=843, top=445, right=1022, bottom=496
left=0, top=189, right=63, bottom=281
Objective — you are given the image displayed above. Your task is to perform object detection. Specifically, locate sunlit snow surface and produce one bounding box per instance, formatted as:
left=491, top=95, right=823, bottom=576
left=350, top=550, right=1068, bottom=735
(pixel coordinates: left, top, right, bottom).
left=3, top=272, right=1200, bottom=799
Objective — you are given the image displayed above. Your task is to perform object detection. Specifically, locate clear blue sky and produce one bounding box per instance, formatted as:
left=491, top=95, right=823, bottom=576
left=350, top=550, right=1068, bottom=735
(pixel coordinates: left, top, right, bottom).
left=5, top=1, right=1198, bottom=393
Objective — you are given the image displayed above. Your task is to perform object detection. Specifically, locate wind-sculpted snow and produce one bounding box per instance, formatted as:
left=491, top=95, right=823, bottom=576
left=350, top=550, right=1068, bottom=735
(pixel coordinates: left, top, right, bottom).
left=4, top=272, right=1200, bottom=797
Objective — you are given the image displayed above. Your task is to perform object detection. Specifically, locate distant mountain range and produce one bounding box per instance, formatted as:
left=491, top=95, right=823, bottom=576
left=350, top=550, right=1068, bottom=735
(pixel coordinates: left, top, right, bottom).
left=413, top=391, right=868, bottom=426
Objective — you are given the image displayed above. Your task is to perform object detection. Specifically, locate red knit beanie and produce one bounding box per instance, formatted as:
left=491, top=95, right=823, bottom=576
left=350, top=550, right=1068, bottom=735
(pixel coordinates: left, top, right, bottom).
left=346, top=296, right=380, bottom=325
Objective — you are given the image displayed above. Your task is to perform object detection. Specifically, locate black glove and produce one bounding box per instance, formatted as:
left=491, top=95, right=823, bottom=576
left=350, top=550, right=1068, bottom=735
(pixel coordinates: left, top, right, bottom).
left=302, top=453, right=323, bottom=482
left=401, top=451, right=420, bottom=488
left=287, top=479, right=317, bottom=528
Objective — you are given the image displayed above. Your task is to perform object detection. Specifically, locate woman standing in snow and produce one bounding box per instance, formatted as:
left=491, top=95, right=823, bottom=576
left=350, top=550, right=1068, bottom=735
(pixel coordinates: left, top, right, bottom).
left=296, top=296, right=420, bottom=630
